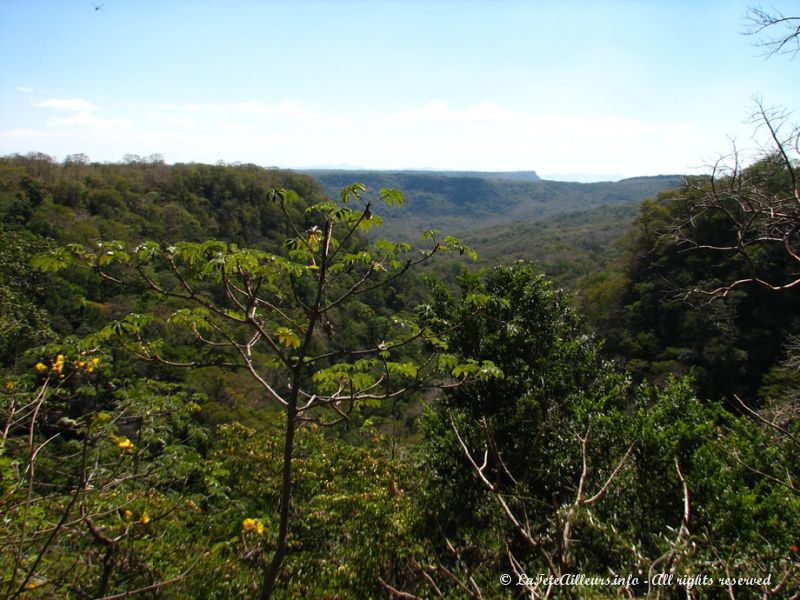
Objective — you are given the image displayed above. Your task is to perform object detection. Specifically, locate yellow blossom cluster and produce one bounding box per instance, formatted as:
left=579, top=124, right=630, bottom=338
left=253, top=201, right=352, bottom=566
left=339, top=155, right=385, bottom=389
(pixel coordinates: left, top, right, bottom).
left=110, top=434, right=135, bottom=453
left=122, top=509, right=150, bottom=524
left=34, top=353, right=101, bottom=379
left=75, top=353, right=101, bottom=374
left=242, top=517, right=265, bottom=535
left=38, top=354, right=66, bottom=380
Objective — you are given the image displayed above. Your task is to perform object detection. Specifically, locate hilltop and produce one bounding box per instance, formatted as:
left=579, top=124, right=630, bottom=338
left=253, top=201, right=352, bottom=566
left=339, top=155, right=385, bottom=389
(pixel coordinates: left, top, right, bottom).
left=302, top=169, right=685, bottom=239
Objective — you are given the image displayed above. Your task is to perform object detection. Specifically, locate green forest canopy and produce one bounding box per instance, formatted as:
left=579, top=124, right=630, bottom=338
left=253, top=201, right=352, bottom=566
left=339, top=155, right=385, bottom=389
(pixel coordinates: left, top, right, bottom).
left=0, top=152, right=798, bottom=598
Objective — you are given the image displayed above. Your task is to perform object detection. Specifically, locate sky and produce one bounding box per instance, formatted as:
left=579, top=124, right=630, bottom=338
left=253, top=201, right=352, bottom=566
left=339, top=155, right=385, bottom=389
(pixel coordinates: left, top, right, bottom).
left=0, top=0, right=797, bottom=181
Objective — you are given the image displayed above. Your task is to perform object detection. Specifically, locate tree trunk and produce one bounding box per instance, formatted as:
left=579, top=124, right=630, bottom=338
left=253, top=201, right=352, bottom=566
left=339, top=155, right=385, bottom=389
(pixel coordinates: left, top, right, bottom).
left=259, top=405, right=297, bottom=599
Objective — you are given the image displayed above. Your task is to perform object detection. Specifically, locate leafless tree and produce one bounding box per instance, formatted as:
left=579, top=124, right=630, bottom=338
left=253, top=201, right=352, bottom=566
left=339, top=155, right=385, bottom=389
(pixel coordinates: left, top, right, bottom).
left=744, top=6, right=800, bottom=58
left=669, top=101, right=799, bottom=299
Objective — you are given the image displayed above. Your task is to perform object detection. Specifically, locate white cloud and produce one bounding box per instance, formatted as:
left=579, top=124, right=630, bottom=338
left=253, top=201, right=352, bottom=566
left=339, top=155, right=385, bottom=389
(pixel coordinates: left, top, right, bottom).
left=16, top=86, right=33, bottom=93
left=0, top=128, right=64, bottom=141
left=366, top=100, right=711, bottom=174
left=157, top=100, right=351, bottom=129
left=47, top=112, right=131, bottom=129
left=36, top=98, right=99, bottom=111
left=4, top=96, right=731, bottom=176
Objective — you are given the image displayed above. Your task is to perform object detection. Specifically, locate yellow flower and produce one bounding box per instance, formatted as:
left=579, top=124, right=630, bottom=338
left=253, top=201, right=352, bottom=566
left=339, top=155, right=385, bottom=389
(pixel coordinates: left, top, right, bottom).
left=5, top=380, right=15, bottom=391
left=140, top=512, right=151, bottom=525
left=116, top=437, right=135, bottom=452
left=124, top=510, right=133, bottom=520
left=241, top=517, right=264, bottom=535
left=35, top=362, right=48, bottom=373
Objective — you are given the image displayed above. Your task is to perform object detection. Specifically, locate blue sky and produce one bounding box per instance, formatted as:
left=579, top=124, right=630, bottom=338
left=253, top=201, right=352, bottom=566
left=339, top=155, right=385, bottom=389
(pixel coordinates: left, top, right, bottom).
left=0, top=0, right=797, bottom=180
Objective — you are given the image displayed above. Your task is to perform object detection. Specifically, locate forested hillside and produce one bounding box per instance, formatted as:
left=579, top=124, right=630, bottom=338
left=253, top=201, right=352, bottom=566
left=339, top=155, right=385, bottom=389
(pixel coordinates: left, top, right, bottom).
left=304, top=169, right=684, bottom=239
left=2, top=147, right=798, bottom=598
left=458, top=203, right=640, bottom=288
left=3, top=0, right=799, bottom=596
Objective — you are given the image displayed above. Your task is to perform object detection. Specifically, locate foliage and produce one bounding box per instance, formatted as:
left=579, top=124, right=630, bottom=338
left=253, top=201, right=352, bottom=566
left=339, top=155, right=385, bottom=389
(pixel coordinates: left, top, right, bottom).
left=307, top=169, right=683, bottom=240
left=411, top=264, right=800, bottom=598
left=31, top=178, right=490, bottom=597
left=0, top=348, right=214, bottom=598
left=3, top=152, right=799, bottom=598
left=583, top=172, right=800, bottom=403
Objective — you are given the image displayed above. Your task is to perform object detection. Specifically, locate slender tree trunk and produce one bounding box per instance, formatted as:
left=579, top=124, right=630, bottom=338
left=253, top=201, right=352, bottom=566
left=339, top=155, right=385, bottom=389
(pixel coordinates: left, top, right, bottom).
left=261, top=218, right=330, bottom=598
left=260, top=403, right=297, bottom=599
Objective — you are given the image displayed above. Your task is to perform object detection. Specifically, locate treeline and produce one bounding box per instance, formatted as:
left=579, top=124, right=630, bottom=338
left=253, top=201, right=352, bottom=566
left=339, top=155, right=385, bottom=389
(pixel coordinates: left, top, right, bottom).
left=580, top=160, right=800, bottom=405
left=306, top=168, right=685, bottom=239
left=1, top=152, right=798, bottom=598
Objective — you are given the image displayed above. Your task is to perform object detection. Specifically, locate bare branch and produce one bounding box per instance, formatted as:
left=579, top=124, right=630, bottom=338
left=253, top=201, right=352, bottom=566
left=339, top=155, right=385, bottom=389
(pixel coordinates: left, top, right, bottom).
left=744, top=7, right=800, bottom=58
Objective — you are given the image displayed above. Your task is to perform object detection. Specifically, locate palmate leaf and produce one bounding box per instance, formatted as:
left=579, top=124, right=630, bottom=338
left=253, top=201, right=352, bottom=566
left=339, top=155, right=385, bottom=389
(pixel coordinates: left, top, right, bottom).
left=95, top=241, right=130, bottom=266
left=269, top=188, right=301, bottom=205
left=168, top=308, right=213, bottom=330
left=31, top=247, right=72, bottom=272
left=275, top=327, right=301, bottom=349
left=134, top=241, right=161, bottom=262
left=112, top=313, right=153, bottom=336
left=451, top=359, right=503, bottom=380
left=358, top=213, right=382, bottom=231
left=379, top=188, right=405, bottom=207
left=386, top=361, right=418, bottom=379
left=340, top=183, right=367, bottom=204
left=443, top=235, right=478, bottom=261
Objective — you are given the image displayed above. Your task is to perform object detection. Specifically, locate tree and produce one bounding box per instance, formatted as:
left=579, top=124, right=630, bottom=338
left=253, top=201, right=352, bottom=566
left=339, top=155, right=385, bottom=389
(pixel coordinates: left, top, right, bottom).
left=1, top=345, right=213, bottom=598
left=666, top=102, right=799, bottom=298
left=409, top=264, right=800, bottom=598
left=412, top=264, right=640, bottom=597
left=35, top=183, right=495, bottom=597
left=745, top=6, right=800, bottom=58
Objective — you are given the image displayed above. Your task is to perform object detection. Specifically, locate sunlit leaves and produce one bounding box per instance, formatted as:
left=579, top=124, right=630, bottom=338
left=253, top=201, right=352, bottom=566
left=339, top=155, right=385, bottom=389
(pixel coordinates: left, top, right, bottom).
left=386, top=361, right=418, bottom=379
left=450, top=359, right=504, bottom=381
left=373, top=238, right=411, bottom=258
left=307, top=201, right=353, bottom=221
left=379, top=188, right=405, bottom=207
left=134, top=240, right=161, bottom=261
left=112, top=312, right=153, bottom=335
left=96, top=240, right=130, bottom=266
left=312, top=359, right=379, bottom=393
left=275, top=326, right=301, bottom=350
left=168, top=308, right=213, bottom=331
left=30, top=247, right=72, bottom=272
left=442, top=235, right=478, bottom=261
left=340, top=182, right=367, bottom=204
left=268, top=187, right=301, bottom=205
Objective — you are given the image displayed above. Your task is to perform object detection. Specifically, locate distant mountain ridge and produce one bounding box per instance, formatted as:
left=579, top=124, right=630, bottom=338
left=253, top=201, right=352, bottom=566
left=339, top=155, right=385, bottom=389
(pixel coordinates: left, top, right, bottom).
left=304, top=169, right=542, bottom=182
left=301, top=169, right=685, bottom=239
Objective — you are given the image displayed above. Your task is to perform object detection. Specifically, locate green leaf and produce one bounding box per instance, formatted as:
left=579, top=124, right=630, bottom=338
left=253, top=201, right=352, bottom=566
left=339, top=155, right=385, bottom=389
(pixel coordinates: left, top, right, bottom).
left=32, top=249, right=71, bottom=272
left=379, top=188, right=405, bottom=207
left=340, top=183, right=367, bottom=204
left=269, top=188, right=300, bottom=204
left=275, top=327, right=301, bottom=349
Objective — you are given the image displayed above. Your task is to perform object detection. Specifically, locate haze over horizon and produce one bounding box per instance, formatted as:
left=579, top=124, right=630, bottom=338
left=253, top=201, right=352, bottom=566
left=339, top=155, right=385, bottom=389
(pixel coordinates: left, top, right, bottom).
left=1, top=1, right=797, bottom=181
